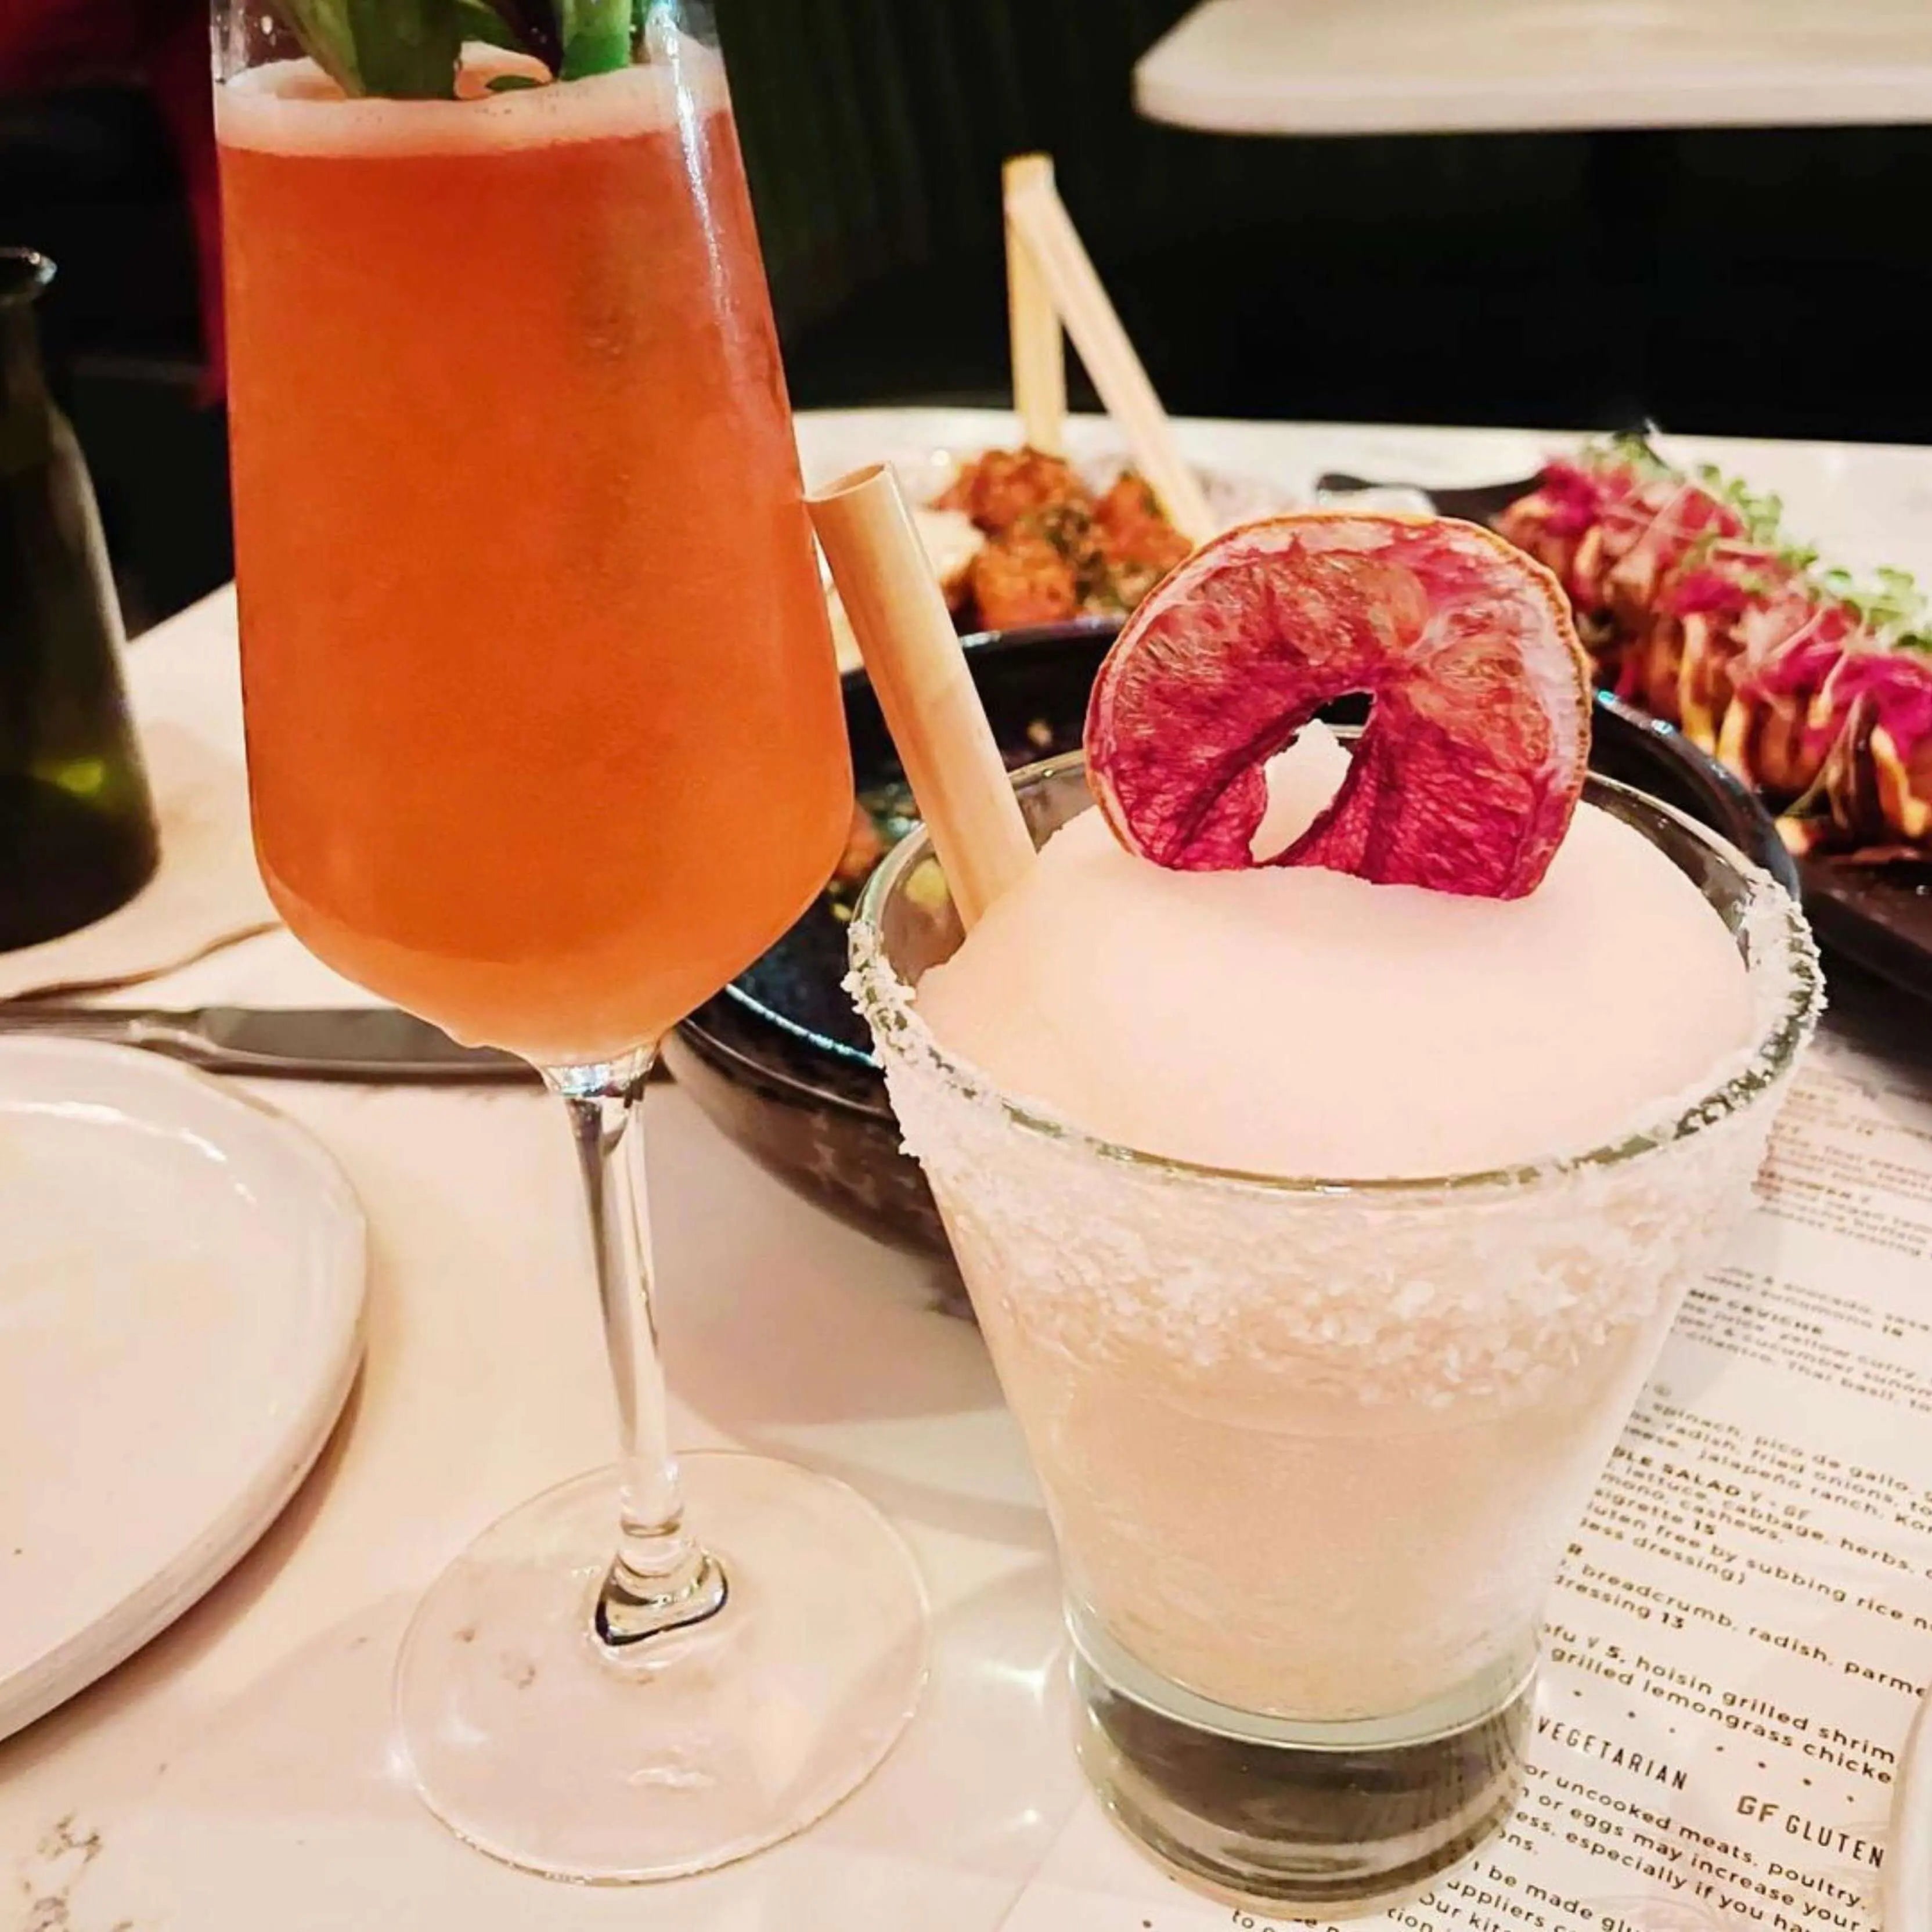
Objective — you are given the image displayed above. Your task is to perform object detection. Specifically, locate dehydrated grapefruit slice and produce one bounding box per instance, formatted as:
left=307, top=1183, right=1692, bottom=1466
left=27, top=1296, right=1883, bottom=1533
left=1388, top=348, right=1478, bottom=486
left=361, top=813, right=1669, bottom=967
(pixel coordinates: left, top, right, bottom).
left=1085, top=511, right=1591, bottom=899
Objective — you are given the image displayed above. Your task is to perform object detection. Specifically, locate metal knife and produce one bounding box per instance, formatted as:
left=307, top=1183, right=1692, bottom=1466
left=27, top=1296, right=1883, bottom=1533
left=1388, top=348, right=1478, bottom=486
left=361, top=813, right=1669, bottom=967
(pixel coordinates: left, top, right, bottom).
left=1313, top=470, right=1542, bottom=525
left=1315, top=424, right=1655, bottom=522
left=0, top=1004, right=535, bottom=1083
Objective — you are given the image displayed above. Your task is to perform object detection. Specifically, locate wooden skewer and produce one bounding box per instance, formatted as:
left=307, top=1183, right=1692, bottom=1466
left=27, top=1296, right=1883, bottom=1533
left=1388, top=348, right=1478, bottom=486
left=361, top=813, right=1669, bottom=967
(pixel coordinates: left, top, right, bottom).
left=1003, top=163, right=1217, bottom=546
left=807, top=464, right=1036, bottom=929
left=1003, top=154, right=1067, bottom=456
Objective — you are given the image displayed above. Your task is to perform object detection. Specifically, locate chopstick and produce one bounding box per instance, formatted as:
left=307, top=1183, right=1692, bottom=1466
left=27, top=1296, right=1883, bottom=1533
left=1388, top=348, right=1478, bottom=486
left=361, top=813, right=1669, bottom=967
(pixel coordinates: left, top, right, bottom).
left=1001, top=156, right=1217, bottom=546
left=1003, top=154, right=1068, bottom=456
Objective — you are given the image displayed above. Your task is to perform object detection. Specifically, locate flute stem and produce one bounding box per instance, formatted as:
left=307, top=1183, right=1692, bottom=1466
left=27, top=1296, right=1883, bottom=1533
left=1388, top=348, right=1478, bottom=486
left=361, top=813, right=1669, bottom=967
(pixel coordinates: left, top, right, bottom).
left=548, top=1048, right=727, bottom=1649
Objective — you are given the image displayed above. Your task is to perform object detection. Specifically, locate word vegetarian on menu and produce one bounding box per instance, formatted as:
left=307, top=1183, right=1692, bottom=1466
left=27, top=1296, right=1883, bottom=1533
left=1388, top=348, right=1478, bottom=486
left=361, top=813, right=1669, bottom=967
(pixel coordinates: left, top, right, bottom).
left=1001, top=987, right=1932, bottom=1932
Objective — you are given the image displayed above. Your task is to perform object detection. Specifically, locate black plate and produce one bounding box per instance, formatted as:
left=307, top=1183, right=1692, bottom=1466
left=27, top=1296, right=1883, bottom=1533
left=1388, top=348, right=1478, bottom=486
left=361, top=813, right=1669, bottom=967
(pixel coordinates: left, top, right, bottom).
left=664, top=618, right=1796, bottom=1258
left=1794, top=856, right=1932, bottom=1003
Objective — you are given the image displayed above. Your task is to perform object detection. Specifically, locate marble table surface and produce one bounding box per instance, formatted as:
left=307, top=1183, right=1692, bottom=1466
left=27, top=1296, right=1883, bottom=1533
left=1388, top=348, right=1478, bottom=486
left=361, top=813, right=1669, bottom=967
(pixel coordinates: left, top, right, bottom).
left=4, top=408, right=1930, bottom=1930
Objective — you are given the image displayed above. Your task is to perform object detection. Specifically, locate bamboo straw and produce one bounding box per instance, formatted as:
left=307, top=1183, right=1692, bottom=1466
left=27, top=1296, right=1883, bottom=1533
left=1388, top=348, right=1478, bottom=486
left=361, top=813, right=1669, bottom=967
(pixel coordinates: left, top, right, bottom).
left=1003, top=165, right=1217, bottom=546
left=808, top=464, right=1036, bottom=928
left=1003, top=154, right=1067, bottom=455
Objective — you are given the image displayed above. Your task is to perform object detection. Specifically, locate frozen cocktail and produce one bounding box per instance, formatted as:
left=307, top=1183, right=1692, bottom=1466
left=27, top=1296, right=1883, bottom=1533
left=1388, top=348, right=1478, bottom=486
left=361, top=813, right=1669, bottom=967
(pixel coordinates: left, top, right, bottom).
left=849, top=513, right=1820, bottom=1912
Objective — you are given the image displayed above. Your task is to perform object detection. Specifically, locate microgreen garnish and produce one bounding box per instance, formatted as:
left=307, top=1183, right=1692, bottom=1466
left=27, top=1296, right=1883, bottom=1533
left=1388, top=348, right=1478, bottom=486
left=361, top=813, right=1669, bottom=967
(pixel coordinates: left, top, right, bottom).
left=1601, top=432, right=1673, bottom=482
left=1840, top=565, right=1930, bottom=641
left=1584, top=435, right=1931, bottom=653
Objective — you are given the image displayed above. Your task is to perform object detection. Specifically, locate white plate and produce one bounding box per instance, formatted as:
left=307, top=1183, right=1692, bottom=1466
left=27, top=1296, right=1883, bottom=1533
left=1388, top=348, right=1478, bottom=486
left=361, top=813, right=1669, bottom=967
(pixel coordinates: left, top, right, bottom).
left=0, top=1038, right=365, bottom=1739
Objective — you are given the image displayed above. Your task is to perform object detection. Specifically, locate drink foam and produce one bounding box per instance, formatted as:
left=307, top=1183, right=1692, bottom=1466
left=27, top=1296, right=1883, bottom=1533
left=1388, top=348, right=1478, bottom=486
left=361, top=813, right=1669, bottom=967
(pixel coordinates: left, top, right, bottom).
left=915, top=798, right=1756, bottom=1180
left=215, top=38, right=726, bottom=156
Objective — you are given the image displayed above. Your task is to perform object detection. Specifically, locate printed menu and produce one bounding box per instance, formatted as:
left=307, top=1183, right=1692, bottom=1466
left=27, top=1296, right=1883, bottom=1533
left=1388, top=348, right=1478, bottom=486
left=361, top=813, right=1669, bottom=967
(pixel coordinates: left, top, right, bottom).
left=1002, top=985, right=1932, bottom=1932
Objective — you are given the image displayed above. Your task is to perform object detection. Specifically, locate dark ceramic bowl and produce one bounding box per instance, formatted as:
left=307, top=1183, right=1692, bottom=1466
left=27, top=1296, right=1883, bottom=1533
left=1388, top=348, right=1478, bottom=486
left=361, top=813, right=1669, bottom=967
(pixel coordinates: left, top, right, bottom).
left=662, top=621, right=1798, bottom=1257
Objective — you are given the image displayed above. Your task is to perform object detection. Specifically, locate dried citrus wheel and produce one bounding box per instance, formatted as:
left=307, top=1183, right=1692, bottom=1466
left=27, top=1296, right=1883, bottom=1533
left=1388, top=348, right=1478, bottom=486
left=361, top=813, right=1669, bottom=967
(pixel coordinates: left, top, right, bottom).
left=1085, top=511, right=1592, bottom=899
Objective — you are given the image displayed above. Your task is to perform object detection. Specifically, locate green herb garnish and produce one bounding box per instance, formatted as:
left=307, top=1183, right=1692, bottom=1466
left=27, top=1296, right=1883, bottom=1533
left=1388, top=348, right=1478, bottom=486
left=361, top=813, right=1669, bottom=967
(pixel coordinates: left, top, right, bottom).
left=266, top=0, right=633, bottom=99
left=1602, top=431, right=1673, bottom=482
left=273, top=0, right=365, bottom=93
left=455, top=0, right=531, bottom=51
left=558, top=0, right=632, bottom=77
left=348, top=0, right=464, bottom=97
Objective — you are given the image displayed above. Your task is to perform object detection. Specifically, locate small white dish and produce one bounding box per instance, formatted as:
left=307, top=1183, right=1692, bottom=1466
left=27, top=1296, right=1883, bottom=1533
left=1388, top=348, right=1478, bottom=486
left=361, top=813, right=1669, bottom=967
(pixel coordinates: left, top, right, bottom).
left=0, top=1037, right=365, bottom=1739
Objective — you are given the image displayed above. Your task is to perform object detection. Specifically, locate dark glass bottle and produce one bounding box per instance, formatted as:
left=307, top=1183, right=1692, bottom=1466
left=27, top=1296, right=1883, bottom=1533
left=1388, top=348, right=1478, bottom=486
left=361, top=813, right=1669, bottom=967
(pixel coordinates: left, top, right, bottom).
left=0, top=249, right=158, bottom=951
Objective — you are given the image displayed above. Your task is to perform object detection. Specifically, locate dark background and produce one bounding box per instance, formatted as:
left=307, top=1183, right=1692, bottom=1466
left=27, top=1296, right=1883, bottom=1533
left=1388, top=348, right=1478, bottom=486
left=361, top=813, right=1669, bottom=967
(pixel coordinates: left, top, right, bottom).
left=5, top=0, right=1931, bottom=630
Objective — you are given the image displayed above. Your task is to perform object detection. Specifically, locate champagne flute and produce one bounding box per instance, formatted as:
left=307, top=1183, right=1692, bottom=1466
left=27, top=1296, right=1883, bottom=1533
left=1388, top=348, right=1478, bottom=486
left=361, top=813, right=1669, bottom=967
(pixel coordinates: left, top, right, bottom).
left=213, top=0, right=928, bottom=1880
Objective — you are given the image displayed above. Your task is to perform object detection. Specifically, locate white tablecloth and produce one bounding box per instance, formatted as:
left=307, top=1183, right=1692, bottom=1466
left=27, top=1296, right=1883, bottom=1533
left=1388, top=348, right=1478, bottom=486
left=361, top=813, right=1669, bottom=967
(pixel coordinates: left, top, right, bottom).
left=4, top=409, right=1929, bottom=1929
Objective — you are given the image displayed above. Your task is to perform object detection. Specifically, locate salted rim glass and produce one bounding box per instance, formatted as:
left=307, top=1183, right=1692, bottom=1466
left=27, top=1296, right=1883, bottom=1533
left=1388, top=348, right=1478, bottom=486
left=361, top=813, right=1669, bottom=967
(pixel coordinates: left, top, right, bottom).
left=849, top=748, right=1822, bottom=1909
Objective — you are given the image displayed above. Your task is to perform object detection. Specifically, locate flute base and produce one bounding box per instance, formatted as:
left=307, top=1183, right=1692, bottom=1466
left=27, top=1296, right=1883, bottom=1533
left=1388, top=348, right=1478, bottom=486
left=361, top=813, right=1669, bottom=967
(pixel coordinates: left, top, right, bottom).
left=394, top=1451, right=929, bottom=1882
